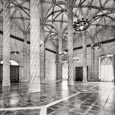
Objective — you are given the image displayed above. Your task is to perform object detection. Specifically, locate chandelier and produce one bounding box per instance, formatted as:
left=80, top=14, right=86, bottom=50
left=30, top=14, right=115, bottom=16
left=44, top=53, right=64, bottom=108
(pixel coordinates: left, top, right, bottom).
left=73, top=7, right=90, bottom=31
left=10, top=50, right=20, bottom=55
left=10, top=5, right=20, bottom=55
left=73, top=17, right=90, bottom=31
left=59, top=51, right=67, bottom=56
left=92, top=42, right=101, bottom=49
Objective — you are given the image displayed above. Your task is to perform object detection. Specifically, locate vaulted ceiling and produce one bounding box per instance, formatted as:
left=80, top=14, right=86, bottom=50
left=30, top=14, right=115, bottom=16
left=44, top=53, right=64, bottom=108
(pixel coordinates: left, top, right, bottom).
left=0, top=0, right=115, bottom=50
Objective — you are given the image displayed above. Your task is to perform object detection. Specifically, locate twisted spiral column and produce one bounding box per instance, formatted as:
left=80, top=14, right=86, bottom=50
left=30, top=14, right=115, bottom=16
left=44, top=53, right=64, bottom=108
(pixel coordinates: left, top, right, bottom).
left=40, top=4, right=45, bottom=83
left=22, top=32, right=28, bottom=82
left=40, top=27, right=45, bottom=83
left=29, top=0, right=41, bottom=92
left=56, top=39, right=59, bottom=81
left=2, top=0, right=10, bottom=86
left=83, top=32, right=87, bottom=83
left=67, top=3, right=74, bottom=85
left=57, top=32, right=63, bottom=81
left=90, top=43, right=95, bottom=81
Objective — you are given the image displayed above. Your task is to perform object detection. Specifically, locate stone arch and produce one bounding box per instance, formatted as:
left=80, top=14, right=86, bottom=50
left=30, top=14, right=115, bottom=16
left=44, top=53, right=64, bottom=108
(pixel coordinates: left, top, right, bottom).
left=0, top=60, right=19, bottom=66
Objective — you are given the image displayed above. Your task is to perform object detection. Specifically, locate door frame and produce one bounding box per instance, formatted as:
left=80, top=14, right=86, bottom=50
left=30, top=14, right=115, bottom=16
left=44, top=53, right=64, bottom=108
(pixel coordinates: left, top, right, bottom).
left=99, top=54, right=114, bottom=82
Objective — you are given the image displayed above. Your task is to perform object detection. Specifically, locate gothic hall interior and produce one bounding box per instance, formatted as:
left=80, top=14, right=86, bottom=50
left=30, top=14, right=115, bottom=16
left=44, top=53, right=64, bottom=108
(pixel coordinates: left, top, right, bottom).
left=0, top=0, right=115, bottom=115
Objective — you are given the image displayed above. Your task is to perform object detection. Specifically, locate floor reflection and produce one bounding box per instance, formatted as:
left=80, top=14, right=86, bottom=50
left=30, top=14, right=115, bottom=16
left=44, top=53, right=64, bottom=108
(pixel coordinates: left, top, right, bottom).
left=0, top=82, right=115, bottom=115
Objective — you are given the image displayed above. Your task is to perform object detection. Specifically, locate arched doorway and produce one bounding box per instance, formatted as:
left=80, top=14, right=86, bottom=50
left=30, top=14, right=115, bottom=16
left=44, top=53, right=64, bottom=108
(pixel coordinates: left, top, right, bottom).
left=99, top=55, right=114, bottom=82
left=0, top=60, right=19, bottom=84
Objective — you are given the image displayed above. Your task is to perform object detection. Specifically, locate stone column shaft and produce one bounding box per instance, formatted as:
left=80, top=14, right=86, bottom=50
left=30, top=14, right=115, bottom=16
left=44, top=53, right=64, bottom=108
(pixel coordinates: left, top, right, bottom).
left=56, top=39, right=59, bottom=81
left=40, top=34, right=45, bottom=83
left=40, top=4, right=45, bottom=83
left=91, top=43, right=95, bottom=81
left=2, top=0, right=10, bottom=86
left=29, top=0, right=41, bottom=92
left=57, top=32, right=63, bottom=81
left=83, top=32, right=87, bottom=83
left=67, top=3, right=74, bottom=85
left=23, top=32, right=28, bottom=82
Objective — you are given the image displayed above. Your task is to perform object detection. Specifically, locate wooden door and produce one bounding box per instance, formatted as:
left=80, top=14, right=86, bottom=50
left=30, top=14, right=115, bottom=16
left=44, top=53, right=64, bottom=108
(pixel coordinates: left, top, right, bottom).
left=75, top=67, right=83, bottom=81
left=75, top=66, right=88, bottom=81
left=0, top=64, right=19, bottom=84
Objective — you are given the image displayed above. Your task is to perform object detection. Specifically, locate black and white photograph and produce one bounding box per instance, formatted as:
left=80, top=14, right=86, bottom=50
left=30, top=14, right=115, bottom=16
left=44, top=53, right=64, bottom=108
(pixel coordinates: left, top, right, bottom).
left=0, top=0, right=115, bottom=115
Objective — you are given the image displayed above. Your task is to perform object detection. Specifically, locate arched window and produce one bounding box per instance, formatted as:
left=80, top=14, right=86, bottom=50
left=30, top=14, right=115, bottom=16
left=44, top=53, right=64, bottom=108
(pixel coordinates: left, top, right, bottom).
left=100, top=57, right=114, bottom=81
left=101, top=57, right=112, bottom=65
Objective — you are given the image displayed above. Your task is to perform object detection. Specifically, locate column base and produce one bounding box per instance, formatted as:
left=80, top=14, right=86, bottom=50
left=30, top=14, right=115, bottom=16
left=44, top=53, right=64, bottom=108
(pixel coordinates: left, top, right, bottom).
left=83, top=79, right=87, bottom=83
left=82, top=83, right=88, bottom=91
left=40, top=107, right=47, bottom=115
left=68, top=80, right=74, bottom=85
left=2, top=80, right=10, bottom=87
left=29, top=83, right=40, bottom=93
left=2, top=86, right=10, bottom=93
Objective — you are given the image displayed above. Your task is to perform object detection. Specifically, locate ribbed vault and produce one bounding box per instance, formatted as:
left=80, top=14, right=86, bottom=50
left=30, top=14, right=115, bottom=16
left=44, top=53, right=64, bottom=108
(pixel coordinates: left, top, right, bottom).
left=0, top=0, right=115, bottom=50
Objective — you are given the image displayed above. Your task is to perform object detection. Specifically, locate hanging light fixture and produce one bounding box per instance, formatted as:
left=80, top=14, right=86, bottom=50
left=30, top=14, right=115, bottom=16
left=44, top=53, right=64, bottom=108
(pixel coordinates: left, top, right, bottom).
left=10, top=31, right=20, bottom=55
left=73, top=17, right=90, bottom=31
left=40, top=40, right=43, bottom=46
left=10, top=26, right=20, bottom=55
left=59, top=51, right=67, bottom=56
left=10, top=41, right=20, bottom=55
left=92, top=42, right=101, bottom=49
left=10, top=6, right=20, bottom=55
left=92, top=28, right=102, bottom=50
left=73, top=8, right=90, bottom=31
left=58, top=11, right=67, bottom=57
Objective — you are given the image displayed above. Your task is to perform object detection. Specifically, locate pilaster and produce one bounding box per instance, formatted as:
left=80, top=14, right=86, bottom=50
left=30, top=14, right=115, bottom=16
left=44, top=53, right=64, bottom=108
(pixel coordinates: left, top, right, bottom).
left=82, top=32, right=87, bottom=83
left=67, top=2, right=74, bottom=85
left=40, top=3, right=45, bottom=83
left=29, top=0, right=41, bottom=92
left=2, top=0, right=10, bottom=86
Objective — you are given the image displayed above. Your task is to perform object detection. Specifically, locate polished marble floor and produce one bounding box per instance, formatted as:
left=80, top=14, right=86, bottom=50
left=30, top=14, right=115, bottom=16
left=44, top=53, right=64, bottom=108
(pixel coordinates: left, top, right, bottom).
left=0, top=81, right=115, bottom=115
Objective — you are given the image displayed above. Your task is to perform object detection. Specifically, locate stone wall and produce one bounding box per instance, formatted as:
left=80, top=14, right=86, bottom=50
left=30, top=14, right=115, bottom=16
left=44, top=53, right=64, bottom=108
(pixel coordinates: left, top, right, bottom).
left=45, top=50, right=56, bottom=82
left=73, top=41, right=115, bottom=81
